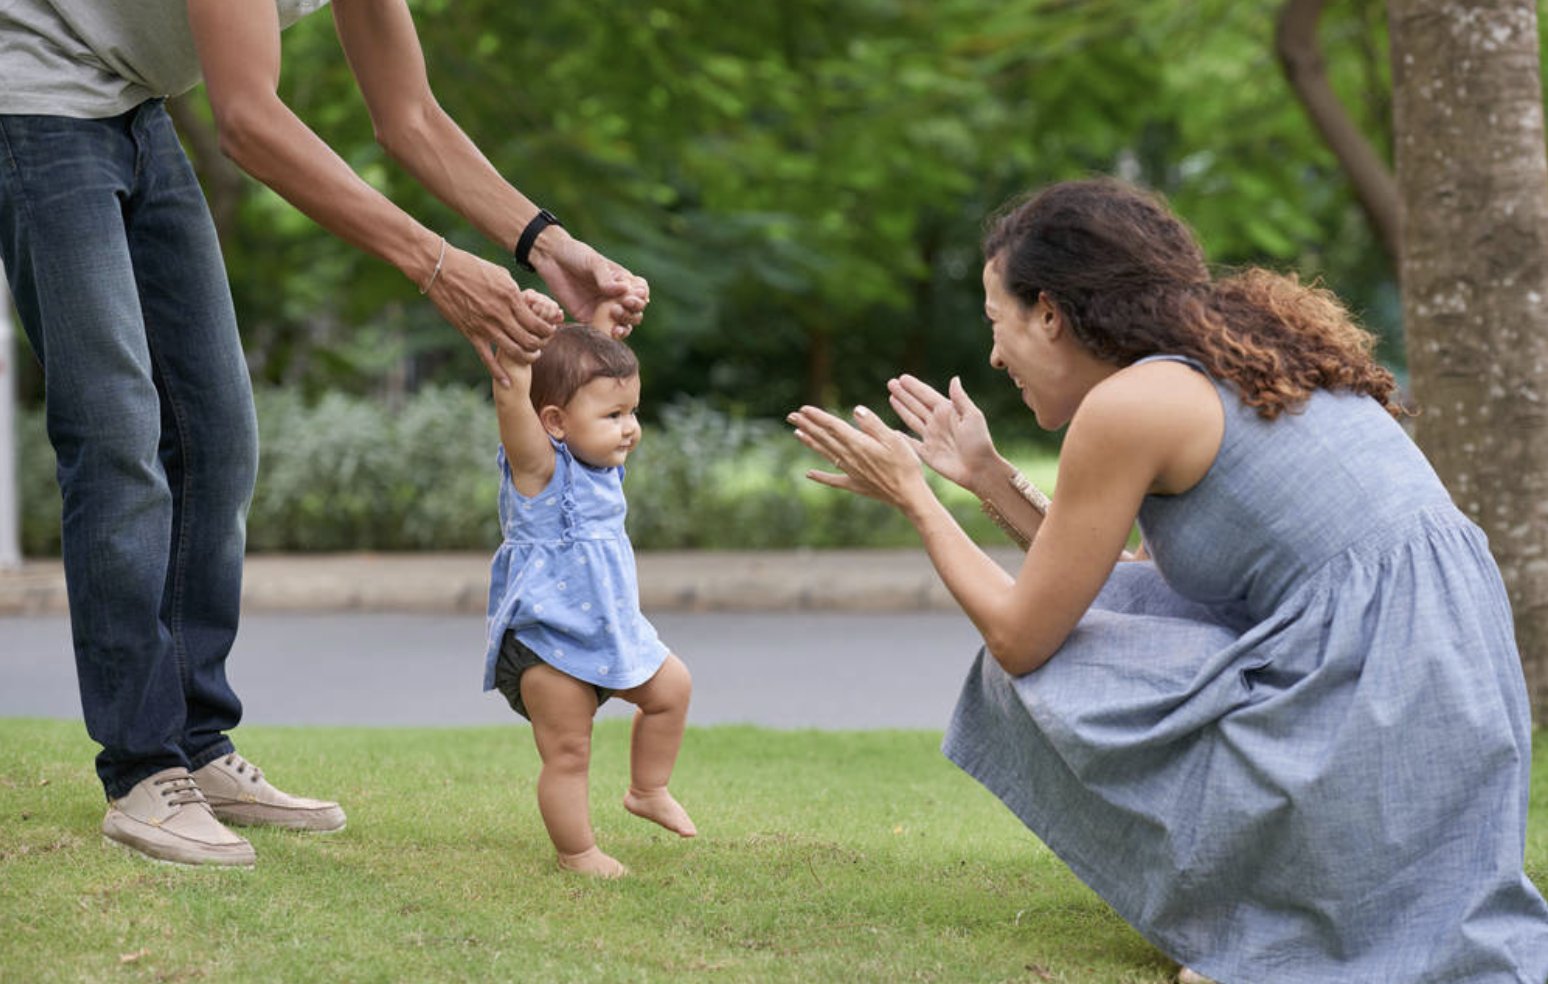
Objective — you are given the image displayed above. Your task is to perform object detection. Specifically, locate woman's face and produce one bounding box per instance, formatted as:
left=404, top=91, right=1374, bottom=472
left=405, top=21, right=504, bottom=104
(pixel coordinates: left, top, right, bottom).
left=983, top=259, right=1063, bottom=428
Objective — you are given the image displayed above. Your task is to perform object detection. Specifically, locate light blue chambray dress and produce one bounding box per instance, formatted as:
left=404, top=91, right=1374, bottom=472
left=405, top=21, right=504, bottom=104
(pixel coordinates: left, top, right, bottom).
left=944, top=356, right=1548, bottom=984
left=484, top=439, right=667, bottom=693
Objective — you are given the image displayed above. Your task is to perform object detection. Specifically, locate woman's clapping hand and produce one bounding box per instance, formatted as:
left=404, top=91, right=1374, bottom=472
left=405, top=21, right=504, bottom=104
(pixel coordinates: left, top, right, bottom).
left=887, top=375, right=1001, bottom=495
left=786, top=403, right=931, bottom=511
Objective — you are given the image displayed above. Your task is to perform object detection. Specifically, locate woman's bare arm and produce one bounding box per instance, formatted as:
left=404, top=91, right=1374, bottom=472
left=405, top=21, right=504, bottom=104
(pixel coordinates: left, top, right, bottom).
left=791, top=362, right=1220, bottom=675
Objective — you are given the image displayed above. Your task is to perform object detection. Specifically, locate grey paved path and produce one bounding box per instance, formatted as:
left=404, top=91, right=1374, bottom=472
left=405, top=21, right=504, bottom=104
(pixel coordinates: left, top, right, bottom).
left=1, top=610, right=985, bottom=730
left=0, top=549, right=1014, bottom=729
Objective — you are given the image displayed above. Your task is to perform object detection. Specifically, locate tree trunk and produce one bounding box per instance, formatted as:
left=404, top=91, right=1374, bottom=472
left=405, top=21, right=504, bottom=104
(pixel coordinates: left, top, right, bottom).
left=1388, top=0, right=1548, bottom=721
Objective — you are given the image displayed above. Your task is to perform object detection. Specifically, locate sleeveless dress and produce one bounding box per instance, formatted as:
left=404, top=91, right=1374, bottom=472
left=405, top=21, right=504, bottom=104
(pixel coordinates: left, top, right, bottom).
left=943, top=357, right=1548, bottom=983
left=484, top=440, right=667, bottom=693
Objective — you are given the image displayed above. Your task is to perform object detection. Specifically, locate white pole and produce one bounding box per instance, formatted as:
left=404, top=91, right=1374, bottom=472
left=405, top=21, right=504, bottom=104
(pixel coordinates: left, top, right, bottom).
left=0, top=270, right=20, bottom=569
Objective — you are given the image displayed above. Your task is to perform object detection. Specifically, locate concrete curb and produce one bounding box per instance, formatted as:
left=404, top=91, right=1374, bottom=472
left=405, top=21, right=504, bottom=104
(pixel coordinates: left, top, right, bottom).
left=0, top=548, right=1023, bottom=617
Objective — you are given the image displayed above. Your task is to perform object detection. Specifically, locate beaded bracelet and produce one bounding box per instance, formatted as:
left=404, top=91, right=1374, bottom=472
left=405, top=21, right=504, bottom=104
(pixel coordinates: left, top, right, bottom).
left=1009, top=468, right=1052, bottom=514
left=980, top=498, right=1031, bottom=551
left=978, top=467, right=1051, bottom=550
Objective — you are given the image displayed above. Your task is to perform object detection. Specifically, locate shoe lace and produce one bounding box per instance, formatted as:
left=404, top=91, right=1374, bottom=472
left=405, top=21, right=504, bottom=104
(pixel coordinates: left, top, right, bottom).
left=219, top=752, right=264, bottom=786
left=155, top=771, right=209, bottom=808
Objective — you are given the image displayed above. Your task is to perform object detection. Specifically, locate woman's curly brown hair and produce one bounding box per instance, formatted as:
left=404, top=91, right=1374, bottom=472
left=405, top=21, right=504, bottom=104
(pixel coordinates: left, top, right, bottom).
left=983, top=178, right=1404, bottom=419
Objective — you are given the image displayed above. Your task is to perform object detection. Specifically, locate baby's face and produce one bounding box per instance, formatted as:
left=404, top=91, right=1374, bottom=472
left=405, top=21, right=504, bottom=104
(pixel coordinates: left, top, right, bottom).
left=558, top=374, right=642, bottom=468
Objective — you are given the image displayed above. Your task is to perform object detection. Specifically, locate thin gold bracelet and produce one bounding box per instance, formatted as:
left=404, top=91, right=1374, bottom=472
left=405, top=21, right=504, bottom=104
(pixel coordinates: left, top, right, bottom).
left=419, top=236, right=447, bottom=295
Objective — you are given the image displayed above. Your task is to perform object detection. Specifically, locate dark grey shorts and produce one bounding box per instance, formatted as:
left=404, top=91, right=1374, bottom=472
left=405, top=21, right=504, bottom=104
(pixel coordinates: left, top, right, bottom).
left=492, top=631, right=615, bottom=721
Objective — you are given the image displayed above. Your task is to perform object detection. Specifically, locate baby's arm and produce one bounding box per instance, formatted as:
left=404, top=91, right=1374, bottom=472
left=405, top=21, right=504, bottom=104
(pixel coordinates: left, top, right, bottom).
left=588, top=274, right=648, bottom=338
left=495, top=290, right=565, bottom=496
left=590, top=298, right=622, bottom=333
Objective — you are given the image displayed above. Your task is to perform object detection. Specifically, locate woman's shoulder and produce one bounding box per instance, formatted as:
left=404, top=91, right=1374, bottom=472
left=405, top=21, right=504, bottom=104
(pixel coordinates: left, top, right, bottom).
left=1081, top=358, right=1219, bottom=428
left=1069, top=359, right=1225, bottom=495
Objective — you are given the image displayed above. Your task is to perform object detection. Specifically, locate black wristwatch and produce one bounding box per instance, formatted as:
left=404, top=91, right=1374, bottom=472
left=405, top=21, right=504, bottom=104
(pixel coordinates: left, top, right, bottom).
left=513, top=207, right=562, bottom=271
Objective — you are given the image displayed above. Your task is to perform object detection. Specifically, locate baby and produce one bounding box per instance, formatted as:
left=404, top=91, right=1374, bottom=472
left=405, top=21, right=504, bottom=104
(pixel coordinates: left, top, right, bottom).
left=485, top=295, right=695, bottom=877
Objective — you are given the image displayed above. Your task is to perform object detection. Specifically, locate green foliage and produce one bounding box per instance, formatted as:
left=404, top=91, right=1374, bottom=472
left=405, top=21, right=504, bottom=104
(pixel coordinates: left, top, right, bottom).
left=626, top=399, right=918, bottom=550
left=13, top=0, right=1431, bottom=554
left=177, top=0, right=1409, bottom=429
left=625, top=400, right=804, bottom=549
left=627, top=399, right=1056, bottom=550
left=16, top=392, right=1056, bottom=554
left=16, top=405, right=59, bottom=556
left=245, top=386, right=503, bottom=551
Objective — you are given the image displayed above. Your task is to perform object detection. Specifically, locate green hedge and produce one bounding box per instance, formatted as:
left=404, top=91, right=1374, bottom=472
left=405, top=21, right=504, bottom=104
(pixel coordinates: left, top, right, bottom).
left=17, top=401, right=57, bottom=556
left=15, top=388, right=1056, bottom=555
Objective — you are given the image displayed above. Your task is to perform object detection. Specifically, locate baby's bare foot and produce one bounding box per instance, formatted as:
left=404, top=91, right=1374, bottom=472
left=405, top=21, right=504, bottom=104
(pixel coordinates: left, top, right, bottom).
left=556, top=846, right=628, bottom=878
left=623, top=787, right=697, bottom=837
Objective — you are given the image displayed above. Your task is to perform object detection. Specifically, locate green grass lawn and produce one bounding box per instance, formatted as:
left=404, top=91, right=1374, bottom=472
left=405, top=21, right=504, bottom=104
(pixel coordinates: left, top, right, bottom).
left=3, top=719, right=1545, bottom=983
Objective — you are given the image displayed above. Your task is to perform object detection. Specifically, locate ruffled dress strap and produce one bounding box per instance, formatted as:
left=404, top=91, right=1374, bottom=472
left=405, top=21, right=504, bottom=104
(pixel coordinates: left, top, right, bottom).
left=550, top=438, right=581, bottom=542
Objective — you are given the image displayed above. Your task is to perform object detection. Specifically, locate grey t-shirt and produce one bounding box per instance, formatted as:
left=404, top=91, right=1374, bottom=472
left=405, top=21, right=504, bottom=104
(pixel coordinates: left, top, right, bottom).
left=0, top=0, right=329, bottom=117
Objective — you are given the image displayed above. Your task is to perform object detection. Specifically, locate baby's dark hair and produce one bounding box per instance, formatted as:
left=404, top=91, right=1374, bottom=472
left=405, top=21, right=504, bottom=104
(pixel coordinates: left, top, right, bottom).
left=529, top=323, right=640, bottom=412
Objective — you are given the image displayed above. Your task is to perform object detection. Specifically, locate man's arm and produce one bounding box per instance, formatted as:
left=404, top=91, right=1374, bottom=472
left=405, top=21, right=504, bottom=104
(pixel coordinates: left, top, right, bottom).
left=326, top=0, right=538, bottom=259
left=182, top=0, right=630, bottom=382
left=329, top=0, right=646, bottom=333
left=186, top=2, right=440, bottom=287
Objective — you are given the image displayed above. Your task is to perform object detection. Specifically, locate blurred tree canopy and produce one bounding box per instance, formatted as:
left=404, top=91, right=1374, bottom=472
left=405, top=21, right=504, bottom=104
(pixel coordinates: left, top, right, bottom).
left=38, top=0, right=1437, bottom=442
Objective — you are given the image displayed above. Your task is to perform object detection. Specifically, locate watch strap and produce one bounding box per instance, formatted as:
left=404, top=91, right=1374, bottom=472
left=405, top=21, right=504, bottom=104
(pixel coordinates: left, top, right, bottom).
left=513, top=207, right=562, bottom=271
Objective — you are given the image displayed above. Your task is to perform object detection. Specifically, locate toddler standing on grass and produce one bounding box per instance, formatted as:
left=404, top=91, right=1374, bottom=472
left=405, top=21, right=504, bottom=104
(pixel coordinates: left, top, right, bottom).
left=485, top=293, right=696, bottom=878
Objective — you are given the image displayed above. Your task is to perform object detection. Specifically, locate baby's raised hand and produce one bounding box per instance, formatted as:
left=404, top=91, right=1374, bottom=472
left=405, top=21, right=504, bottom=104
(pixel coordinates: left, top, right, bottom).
left=521, top=289, right=565, bottom=327
left=589, top=275, right=647, bottom=335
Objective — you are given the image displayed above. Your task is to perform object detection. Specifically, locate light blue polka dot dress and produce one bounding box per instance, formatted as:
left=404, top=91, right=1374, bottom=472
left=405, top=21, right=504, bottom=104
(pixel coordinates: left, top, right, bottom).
left=484, top=438, right=667, bottom=693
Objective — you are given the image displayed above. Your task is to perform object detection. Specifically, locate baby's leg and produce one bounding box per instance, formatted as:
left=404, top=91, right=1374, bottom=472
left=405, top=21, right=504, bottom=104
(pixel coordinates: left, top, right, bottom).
left=617, top=653, right=696, bottom=837
left=520, top=662, right=626, bottom=877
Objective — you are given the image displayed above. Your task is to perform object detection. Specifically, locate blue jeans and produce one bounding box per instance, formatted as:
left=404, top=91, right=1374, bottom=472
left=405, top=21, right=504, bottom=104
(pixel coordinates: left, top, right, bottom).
left=0, top=100, right=256, bottom=799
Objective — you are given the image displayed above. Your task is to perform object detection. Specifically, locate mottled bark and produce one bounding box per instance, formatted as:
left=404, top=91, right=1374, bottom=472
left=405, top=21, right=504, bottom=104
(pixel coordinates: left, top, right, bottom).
left=1388, top=0, right=1548, bottom=721
left=1276, top=0, right=1403, bottom=265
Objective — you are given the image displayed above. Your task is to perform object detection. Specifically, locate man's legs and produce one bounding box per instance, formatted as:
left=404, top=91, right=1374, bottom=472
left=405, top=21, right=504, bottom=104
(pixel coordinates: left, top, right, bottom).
left=121, top=101, right=254, bottom=775
left=120, top=104, right=343, bottom=833
left=0, top=105, right=234, bottom=799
